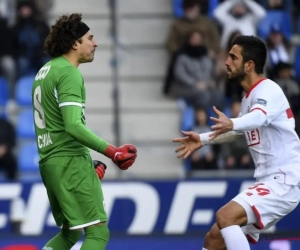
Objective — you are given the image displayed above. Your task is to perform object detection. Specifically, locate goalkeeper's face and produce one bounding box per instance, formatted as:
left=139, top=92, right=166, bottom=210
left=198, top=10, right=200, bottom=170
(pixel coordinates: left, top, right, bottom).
left=77, top=31, right=98, bottom=63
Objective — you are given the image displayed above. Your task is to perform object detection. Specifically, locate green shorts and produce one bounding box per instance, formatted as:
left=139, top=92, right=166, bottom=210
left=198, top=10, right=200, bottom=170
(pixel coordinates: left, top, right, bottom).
left=39, top=154, right=107, bottom=230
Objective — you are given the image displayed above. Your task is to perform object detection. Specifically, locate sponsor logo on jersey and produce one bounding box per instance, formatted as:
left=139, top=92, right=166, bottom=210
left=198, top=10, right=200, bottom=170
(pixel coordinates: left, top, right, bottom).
left=256, top=98, right=267, bottom=106
left=38, top=132, right=53, bottom=149
left=246, top=128, right=261, bottom=146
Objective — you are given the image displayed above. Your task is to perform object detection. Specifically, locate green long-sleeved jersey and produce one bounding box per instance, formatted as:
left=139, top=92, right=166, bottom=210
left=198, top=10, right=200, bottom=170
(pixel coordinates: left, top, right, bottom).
left=32, top=56, right=109, bottom=163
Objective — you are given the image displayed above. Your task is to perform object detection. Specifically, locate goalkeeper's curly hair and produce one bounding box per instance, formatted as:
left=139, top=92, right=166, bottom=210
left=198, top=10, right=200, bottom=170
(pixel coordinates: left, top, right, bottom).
left=44, top=13, right=83, bottom=58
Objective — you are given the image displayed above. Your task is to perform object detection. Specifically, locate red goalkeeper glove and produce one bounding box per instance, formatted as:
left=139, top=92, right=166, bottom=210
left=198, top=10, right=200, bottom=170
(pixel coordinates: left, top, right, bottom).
left=93, top=160, right=107, bottom=180
left=104, top=144, right=137, bottom=170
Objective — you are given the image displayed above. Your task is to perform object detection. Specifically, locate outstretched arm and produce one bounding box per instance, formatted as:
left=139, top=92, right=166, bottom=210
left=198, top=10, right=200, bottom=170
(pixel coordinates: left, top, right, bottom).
left=230, top=109, right=267, bottom=131
left=173, top=130, right=242, bottom=159
left=200, top=130, right=244, bottom=145
left=210, top=82, right=287, bottom=139
left=209, top=106, right=267, bottom=140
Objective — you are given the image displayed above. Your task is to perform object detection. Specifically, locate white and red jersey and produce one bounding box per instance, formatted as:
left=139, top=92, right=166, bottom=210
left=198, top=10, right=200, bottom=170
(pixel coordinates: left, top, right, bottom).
left=238, top=78, right=300, bottom=185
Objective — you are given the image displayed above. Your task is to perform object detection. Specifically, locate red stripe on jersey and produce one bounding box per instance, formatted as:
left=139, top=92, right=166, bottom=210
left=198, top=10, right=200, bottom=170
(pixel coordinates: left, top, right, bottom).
left=250, top=108, right=267, bottom=115
left=245, top=78, right=267, bottom=98
left=286, top=108, right=294, bottom=119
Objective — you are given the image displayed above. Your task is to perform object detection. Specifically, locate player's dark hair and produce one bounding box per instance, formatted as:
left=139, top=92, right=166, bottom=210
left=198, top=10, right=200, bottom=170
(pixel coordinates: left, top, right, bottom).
left=44, top=13, right=84, bottom=58
left=232, top=35, right=267, bottom=74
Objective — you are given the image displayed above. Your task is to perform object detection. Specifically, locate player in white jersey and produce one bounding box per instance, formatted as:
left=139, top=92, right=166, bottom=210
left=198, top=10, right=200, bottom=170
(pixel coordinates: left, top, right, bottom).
left=173, top=35, right=300, bottom=250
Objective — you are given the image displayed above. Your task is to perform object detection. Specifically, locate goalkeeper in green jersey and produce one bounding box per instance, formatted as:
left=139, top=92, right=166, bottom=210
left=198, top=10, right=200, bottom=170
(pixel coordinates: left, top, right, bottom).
left=32, top=13, right=137, bottom=250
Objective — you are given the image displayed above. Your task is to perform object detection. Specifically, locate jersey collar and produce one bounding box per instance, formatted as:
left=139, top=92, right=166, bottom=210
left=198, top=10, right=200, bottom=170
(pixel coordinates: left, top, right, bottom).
left=245, top=78, right=267, bottom=98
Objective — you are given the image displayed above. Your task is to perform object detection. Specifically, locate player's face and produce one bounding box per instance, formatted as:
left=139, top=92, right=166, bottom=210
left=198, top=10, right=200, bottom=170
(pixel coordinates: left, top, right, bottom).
left=78, top=31, right=98, bottom=63
left=225, top=45, right=246, bottom=81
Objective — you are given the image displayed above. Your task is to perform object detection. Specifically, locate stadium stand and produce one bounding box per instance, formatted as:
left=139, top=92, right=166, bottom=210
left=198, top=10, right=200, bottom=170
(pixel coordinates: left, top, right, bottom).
left=172, top=0, right=220, bottom=18
left=15, top=75, right=35, bottom=107
left=18, top=142, right=39, bottom=172
left=0, top=77, right=9, bottom=107
left=16, top=110, right=35, bottom=140
left=257, top=10, right=293, bottom=40
left=295, top=45, right=300, bottom=80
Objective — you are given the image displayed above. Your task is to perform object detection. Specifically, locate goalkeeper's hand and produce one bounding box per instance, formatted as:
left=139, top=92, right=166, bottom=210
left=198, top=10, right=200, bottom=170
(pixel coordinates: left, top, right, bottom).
left=93, top=160, right=107, bottom=180
left=104, top=144, right=137, bottom=170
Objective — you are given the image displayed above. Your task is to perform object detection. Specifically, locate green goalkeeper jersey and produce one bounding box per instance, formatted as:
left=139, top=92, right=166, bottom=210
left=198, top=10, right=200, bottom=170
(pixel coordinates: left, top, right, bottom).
left=32, top=56, right=109, bottom=163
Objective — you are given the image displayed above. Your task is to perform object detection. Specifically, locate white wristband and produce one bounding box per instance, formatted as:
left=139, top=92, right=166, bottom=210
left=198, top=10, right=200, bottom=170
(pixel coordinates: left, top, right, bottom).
left=199, top=132, right=211, bottom=145
left=199, top=131, right=244, bottom=145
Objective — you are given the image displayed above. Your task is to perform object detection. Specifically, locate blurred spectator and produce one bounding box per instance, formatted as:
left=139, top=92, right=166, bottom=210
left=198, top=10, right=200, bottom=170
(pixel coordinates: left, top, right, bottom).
left=266, top=23, right=292, bottom=78
left=190, top=107, right=216, bottom=170
left=12, top=0, right=49, bottom=78
left=0, top=0, right=16, bottom=26
left=163, top=0, right=220, bottom=95
left=219, top=101, right=253, bottom=169
left=166, top=0, right=220, bottom=55
left=31, top=0, right=53, bottom=20
left=170, top=30, right=223, bottom=109
left=273, top=62, right=300, bottom=111
left=294, top=0, right=300, bottom=19
left=0, top=108, right=18, bottom=181
left=260, top=0, right=292, bottom=11
left=197, top=0, right=209, bottom=15
left=14, top=0, right=53, bottom=21
left=0, top=12, right=16, bottom=100
left=213, top=0, right=266, bottom=49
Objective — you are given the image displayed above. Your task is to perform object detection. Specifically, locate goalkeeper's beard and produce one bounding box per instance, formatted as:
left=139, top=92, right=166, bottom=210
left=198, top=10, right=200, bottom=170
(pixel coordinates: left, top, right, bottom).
left=79, top=51, right=95, bottom=63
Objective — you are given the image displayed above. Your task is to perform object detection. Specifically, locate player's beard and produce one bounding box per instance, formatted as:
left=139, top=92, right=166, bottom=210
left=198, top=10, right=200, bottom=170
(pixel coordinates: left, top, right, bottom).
left=227, top=65, right=246, bottom=84
left=78, top=55, right=94, bottom=64
left=78, top=49, right=95, bottom=63
left=88, top=52, right=95, bottom=62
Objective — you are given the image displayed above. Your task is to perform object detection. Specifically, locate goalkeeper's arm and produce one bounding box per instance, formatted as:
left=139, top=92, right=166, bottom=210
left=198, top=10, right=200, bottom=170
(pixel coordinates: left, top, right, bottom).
left=200, top=131, right=244, bottom=145
left=61, top=105, right=137, bottom=170
left=61, top=105, right=109, bottom=154
left=57, top=68, right=136, bottom=170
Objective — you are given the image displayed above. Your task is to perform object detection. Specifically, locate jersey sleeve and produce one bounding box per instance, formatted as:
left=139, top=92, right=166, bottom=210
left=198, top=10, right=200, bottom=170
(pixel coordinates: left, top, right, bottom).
left=250, top=84, right=286, bottom=125
left=56, top=67, right=110, bottom=154
left=231, top=82, right=288, bottom=131
left=61, top=105, right=109, bottom=154
left=56, top=67, right=83, bottom=108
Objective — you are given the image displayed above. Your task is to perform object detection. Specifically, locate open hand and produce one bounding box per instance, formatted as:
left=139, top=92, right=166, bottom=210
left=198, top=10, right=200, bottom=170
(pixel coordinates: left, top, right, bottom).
left=209, top=106, right=233, bottom=140
left=172, top=131, right=202, bottom=159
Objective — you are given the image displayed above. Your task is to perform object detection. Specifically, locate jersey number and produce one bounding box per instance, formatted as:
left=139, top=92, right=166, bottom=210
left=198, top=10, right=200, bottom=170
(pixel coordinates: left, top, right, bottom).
left=248, top=183, right=270, bottom=196
left=33, top=86, right=46, bottom=129
left=33, top=65, right=51, bottom=128
left=35, top=65, right=51, bottom=80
